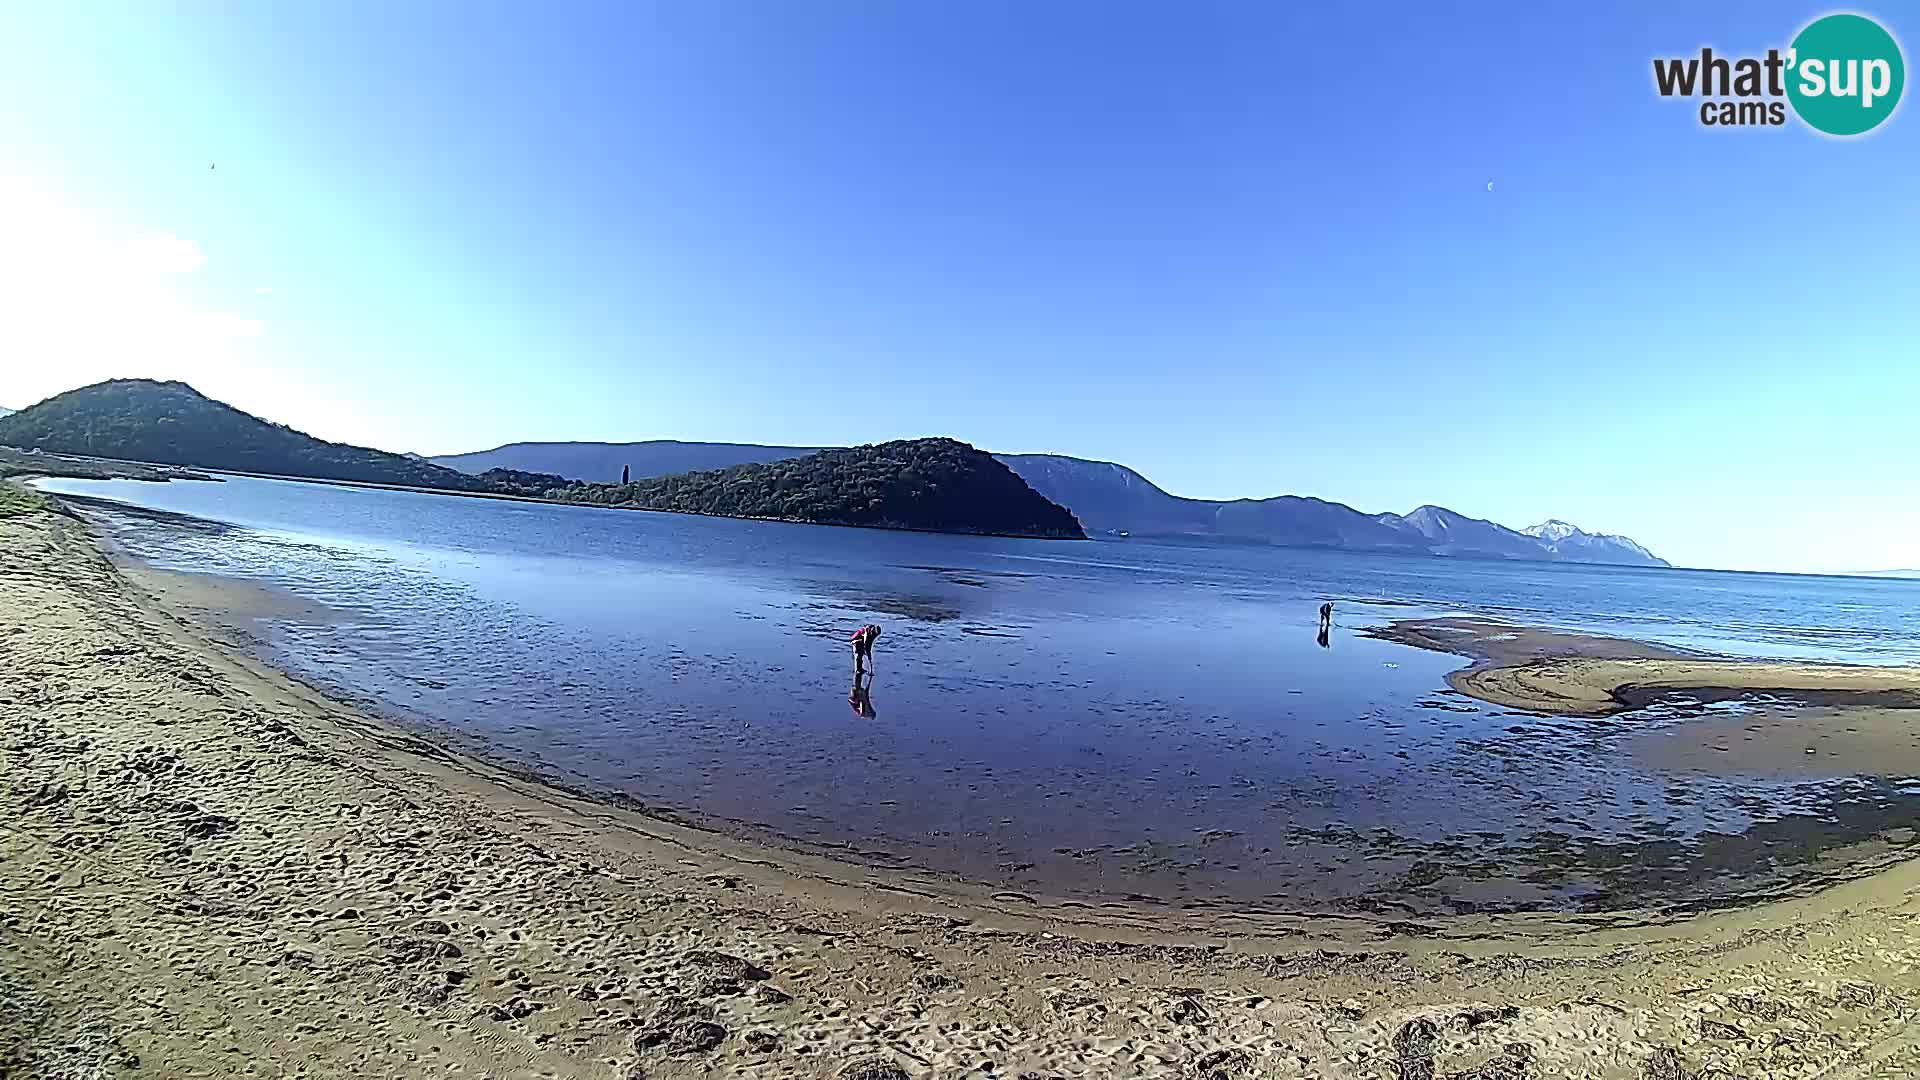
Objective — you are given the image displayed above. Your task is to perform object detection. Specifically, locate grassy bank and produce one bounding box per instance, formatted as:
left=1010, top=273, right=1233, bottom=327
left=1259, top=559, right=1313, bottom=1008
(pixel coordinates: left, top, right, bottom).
left=0, top=481, right=51, bottom=517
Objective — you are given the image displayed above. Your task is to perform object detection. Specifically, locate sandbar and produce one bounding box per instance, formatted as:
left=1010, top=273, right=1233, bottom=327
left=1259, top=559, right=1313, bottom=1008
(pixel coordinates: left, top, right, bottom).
left=1368, top=616, right=1920, bottom=717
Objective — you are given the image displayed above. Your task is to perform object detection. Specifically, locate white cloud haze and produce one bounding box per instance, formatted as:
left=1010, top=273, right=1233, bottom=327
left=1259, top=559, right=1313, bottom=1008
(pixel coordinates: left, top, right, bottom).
left=0, top=179, right=264, bottom=404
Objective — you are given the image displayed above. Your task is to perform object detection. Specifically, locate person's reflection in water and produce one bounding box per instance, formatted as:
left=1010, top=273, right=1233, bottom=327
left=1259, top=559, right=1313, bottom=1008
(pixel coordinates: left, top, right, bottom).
left=1316, top=624, right=1330, bottom=649
left=848, top=672, right=877, bottom=719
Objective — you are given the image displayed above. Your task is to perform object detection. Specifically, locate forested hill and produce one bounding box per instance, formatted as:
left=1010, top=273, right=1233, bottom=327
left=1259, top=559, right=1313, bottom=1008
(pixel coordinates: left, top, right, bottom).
left=555, top=438, right=1086, bottom=538
left=433, top=440, right=820, bottom=483
left=0, top=380, right=567, bottom=494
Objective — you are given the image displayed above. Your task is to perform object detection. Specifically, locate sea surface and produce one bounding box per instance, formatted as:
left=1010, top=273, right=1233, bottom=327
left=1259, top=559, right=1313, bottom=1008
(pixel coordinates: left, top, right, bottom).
left=34, top=474, right=1920, bottom=914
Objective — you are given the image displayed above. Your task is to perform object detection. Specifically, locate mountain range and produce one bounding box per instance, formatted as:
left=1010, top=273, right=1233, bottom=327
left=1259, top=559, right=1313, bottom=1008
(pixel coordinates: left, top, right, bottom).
left=1001, top=454, right=1665, bottom=566
left=0, top=381, right=1080, bottom=539
left=0, top=380, right=1665, bottom=563
left=434, top=441, right=1668, bottom=566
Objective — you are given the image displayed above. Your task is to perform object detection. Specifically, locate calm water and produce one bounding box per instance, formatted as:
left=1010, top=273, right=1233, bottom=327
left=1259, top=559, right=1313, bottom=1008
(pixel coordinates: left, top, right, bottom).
left=35, top=475, right=1920, bottom=914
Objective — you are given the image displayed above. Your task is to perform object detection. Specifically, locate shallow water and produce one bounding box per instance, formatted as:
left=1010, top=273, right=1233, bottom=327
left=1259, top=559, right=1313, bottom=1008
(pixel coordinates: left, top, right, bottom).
left=35, top=474, right=1920, bottom=913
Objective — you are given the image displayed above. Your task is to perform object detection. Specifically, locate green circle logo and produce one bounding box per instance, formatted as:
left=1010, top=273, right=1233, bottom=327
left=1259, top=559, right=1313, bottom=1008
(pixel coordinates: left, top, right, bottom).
left=1787, top=13, right=1905, bottom=135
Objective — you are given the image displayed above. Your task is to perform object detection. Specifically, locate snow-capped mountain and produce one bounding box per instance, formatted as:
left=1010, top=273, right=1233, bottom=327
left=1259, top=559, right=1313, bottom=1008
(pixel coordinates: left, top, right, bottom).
left=1525, top=519, right=1580, bottom=544
left=1525, top=520, right=1664, bottom=566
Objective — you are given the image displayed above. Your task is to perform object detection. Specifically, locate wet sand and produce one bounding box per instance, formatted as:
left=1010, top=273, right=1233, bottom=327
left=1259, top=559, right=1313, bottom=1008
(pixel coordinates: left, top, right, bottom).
left=1626, top=704, right=1920, bottom=780
left=117, top=563, right=351, bottom=624
left=7, top=494, right=1920, bottom=1078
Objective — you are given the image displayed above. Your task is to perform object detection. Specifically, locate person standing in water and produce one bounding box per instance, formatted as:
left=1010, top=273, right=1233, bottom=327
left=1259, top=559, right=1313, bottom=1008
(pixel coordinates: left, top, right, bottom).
left=850, top=623, right=882, bottom=676
left=1318, top=602, right=1333, bottom=633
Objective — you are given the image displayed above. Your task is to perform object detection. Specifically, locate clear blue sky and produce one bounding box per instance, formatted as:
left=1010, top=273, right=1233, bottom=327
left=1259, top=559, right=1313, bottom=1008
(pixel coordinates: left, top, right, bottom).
left=1, top=3, right=1914, bottom=573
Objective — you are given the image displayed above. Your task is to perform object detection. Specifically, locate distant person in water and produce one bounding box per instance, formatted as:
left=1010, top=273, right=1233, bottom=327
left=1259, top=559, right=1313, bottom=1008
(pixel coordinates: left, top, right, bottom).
left=1318, top=602, right=1333, bottom=632
left=850, top=623, right=882, bottom=675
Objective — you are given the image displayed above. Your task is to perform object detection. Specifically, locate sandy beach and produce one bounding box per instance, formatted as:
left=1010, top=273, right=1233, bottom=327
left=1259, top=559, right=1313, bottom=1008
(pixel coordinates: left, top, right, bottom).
left=7, top=490, right=1920, bottom=1079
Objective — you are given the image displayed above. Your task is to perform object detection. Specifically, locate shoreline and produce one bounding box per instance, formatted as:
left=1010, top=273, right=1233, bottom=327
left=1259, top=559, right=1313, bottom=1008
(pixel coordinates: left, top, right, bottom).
left=12, top=448, right=1090, bottom=541
left=8, top=491, right=1920, bottom=1076
left=66, top=489, right=1920, bottom=921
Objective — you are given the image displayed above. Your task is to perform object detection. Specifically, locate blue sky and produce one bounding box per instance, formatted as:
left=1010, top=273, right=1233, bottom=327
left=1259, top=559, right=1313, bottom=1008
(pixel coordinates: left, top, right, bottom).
left=0, top=3, right=1914, bottom=573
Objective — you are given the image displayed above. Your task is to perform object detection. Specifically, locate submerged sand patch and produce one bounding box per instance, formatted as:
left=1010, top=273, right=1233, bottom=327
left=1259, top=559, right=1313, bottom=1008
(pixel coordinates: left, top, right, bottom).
left=1626, top=704, right=1920, bottom=780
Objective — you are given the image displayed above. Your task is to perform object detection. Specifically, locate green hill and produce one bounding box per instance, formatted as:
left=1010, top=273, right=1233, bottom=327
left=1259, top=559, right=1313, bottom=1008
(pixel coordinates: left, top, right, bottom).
left=0, top=379, right=561, bottom=493
left=557, top=438, right=1085, bottom=538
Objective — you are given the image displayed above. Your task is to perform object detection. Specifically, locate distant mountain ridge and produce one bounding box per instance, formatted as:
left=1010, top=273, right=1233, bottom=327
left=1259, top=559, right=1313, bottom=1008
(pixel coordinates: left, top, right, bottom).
left=1375, top=505, right=1545, bottom=560
left=432, top=441, right=821, bottom=483
left=997, top=453, right=1421, bottom=552
left=438, top=440, right=1666, bottom=566
left=999, top=454, right=1664, bottom=565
